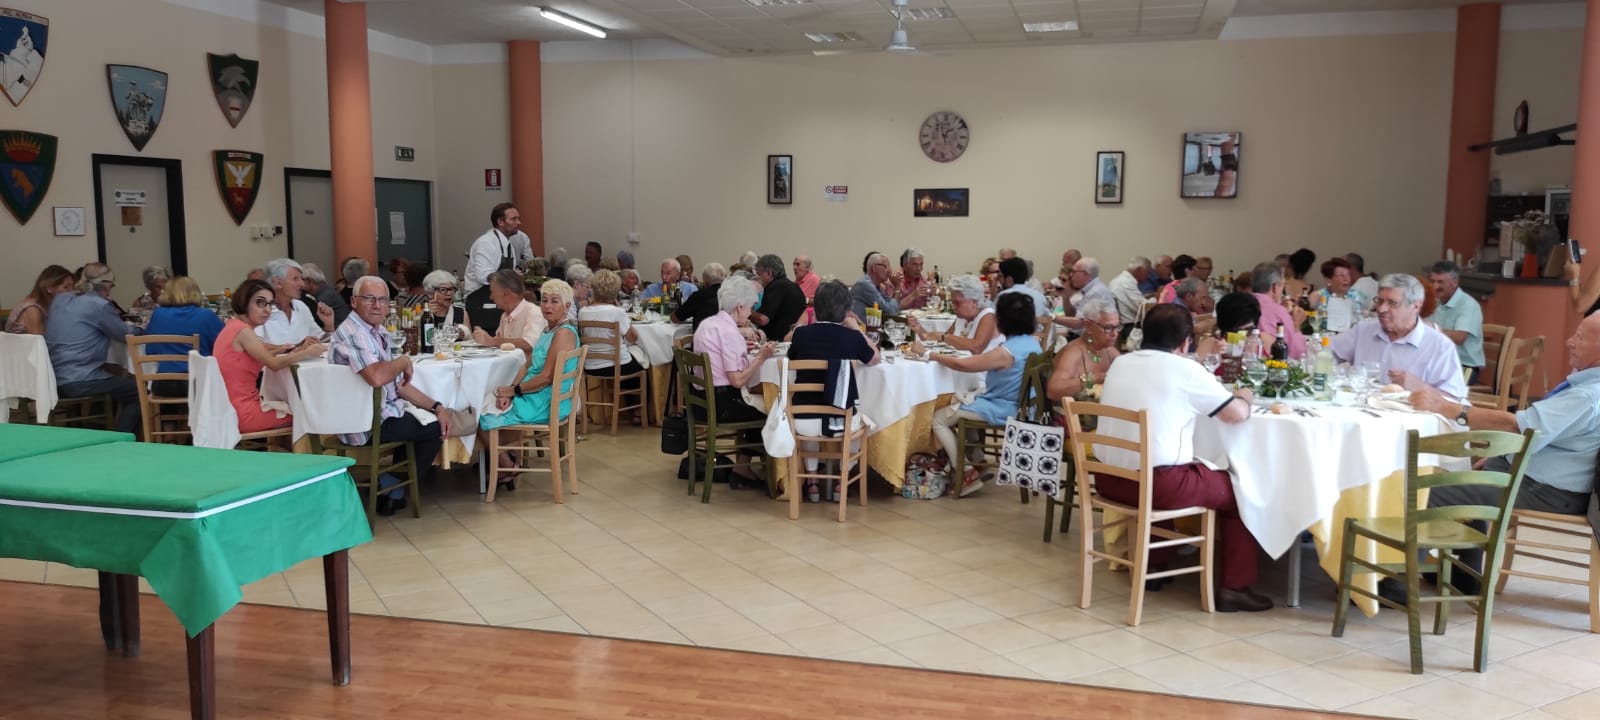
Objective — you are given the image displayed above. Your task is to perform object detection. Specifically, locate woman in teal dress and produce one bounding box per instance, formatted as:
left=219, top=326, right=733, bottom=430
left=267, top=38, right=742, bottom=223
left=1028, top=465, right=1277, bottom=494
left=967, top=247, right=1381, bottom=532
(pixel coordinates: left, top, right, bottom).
left=481, top=279, right=582, bottom=488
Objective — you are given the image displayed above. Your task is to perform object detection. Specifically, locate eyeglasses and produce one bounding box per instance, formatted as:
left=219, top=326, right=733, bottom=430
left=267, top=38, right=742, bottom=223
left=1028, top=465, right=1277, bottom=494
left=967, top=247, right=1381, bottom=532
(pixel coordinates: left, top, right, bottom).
left=1091, top=321, right=1120, bottom=334
left=251, top=297, right=273, bottom=309
left=431, top=286, right=458, bottom=294
left=353, top=294, right=392, bottom=306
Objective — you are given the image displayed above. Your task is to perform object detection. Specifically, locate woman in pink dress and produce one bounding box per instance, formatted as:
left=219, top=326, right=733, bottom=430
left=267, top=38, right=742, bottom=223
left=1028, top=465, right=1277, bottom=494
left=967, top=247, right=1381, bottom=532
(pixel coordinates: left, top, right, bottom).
left=216, top=279, right=326, bottom=433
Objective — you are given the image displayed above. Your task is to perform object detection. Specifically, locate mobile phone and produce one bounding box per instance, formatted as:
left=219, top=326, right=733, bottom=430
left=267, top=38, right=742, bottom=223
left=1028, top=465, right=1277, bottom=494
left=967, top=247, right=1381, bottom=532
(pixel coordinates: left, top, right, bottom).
left=1569, top=238, right=1584, bottom=263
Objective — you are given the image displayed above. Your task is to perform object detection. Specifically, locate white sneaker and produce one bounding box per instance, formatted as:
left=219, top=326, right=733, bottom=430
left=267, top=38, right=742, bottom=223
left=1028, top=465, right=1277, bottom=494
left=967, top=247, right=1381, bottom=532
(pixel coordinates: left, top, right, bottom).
left=959, top=478, right=984, bottom=497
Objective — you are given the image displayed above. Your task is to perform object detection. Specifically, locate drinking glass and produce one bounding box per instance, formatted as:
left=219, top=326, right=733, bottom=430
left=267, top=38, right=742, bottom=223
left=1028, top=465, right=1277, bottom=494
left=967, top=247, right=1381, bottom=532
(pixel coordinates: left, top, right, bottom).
left=1361, top=361, right=1384, bottom=390
left=388, top=330, right=407, bottom=358
left=1201, top=353, right=1222, bottom=376
left=1266, top=365, right=1290, bottom=398
left=1244, top=359, right=1267, bottom=389
left=886, top=324, right=907, bottom=347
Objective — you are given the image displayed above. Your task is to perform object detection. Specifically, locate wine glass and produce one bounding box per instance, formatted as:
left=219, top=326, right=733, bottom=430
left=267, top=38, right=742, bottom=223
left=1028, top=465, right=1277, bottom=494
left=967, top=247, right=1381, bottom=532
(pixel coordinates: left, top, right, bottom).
left=1201, top=353, right=1222, bottom=376
left=1361, top=361, right=1384, bottom=391
left=1244, top=359, right=1267, bottom=389
left=1266, top=364, right=1290, bottom=398
left=885, top=323, right=907, bottom=347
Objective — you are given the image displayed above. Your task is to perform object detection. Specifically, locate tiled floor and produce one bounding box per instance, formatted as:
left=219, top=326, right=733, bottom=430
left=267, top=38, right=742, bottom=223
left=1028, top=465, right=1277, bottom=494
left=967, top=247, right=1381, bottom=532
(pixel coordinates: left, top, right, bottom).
left=5, top=428, right=1597, bottom=719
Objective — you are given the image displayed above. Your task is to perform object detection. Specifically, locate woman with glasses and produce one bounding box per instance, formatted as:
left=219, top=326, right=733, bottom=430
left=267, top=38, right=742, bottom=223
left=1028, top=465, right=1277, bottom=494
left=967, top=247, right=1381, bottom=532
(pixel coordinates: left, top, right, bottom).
left=420, top=269, right=469, bottom=333
left=907, top=274, right=1000, bottom=353
left=1046, top=296, right=1120, bottom=402
left=214, top=279, right=326, bottom=433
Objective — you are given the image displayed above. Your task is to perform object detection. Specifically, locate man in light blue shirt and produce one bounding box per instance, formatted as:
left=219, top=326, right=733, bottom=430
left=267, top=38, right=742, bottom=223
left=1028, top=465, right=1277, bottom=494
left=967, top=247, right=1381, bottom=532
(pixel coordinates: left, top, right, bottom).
left=1428, top=261, right=1485, bottom=383
left=851, top=252, right=899, bottom=320
left=1407, top=311, right=1600, bottom=594
left=1330, top=274, right=1466, bottom=400
left=639, top=257, right=698, bottom=302
left=43, top=264, right=143, bottom=434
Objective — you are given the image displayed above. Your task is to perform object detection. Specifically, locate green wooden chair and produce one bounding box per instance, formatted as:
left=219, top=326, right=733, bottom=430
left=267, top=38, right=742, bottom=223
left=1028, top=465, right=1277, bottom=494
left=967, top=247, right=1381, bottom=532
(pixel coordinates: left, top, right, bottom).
left=1331, top=428, right=1535, bottom=674
left=1011, top=352, right=1075, bottom=541
left=293, top=366, right=422, bottom=528
left=674, top=347, right=774, bottom=503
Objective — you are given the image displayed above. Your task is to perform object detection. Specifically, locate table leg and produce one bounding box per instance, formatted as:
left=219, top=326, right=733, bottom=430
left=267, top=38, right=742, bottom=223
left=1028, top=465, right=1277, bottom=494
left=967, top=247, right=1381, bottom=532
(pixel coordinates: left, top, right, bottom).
left=97, top=571, right=119, bottom=651
left=323, top=550, right=352, bottom=686
left=115, top=573, right=141, bottom=656
left=186, top=626, right=216, bottom=720
left=1287, top=538, right=1303, bottom=609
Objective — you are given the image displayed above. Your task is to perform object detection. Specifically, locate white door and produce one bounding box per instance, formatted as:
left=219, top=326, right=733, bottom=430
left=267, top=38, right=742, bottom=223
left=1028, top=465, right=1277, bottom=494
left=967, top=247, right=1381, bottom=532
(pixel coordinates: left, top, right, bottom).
left=99, top=164, right=171, bottom=310
left=288, top=173, right=335, bottom=278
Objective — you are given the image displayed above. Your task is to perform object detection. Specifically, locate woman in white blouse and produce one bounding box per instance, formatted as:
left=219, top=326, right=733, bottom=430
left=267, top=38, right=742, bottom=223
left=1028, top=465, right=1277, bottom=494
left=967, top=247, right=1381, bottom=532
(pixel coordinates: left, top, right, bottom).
left=577, top=270, right=643, bottom=383
left=908, top=274, right=1000, bottom=353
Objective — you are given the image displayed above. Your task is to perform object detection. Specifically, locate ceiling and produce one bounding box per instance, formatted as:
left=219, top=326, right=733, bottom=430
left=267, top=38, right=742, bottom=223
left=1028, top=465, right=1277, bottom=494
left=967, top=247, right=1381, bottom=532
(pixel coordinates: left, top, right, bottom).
left=266, top=0, right=1574, bottom=56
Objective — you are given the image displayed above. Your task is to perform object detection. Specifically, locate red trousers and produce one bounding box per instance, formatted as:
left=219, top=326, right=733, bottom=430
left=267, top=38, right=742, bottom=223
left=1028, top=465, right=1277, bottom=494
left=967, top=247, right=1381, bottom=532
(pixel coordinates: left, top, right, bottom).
left=1095, top=463, right=1260, bottom=590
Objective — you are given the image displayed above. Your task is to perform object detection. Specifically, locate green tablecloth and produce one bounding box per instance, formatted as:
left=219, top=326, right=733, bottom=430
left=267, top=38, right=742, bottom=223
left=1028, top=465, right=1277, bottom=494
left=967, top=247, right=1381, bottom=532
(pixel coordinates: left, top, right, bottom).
left=0, top=441, right=371, bottom=636
left=0, top=424, right=133, bottom=463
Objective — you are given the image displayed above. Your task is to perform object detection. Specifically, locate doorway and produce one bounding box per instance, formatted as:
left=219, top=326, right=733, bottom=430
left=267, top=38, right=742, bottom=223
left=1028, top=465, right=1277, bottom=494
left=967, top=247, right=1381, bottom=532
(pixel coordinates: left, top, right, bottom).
left=92, top=155, right=187, bottom=310
left=285, top=169, right=433, bottom=286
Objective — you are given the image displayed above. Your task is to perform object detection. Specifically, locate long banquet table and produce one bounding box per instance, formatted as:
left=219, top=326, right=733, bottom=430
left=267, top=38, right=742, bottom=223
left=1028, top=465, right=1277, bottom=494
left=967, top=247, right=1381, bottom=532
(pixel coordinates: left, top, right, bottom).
left=0, top=424, right=372, bottom=719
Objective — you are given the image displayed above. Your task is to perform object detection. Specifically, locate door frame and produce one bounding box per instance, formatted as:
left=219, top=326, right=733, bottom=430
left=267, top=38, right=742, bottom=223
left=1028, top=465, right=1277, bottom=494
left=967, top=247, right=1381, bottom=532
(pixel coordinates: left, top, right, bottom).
left=91, top=154, right=188, bottom=275
left=283, top=168, right=434, bottom=267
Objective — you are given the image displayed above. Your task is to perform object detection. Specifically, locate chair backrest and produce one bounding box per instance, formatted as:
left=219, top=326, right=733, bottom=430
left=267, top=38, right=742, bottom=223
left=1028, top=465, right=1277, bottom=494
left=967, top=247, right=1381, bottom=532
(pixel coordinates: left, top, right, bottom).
left=673, top=333, right=694, bottom=351
left=577, top=319, right=625, bottom=369
left=1500, top=336, right=1544, bottom=410
left=187, top=352, right=242, bottom=449
left=548, top=345, right=589, bottom=425
left=129, top=333, right=197, bottom=388
left=784, top=358, right=854, bottom=425
left=1480, top=323, right=1513, bottom=389
left=1017, top=352, right=1054, bottom=424
left=1062, top=399, right=1151, bottom=514
left=673, top=346, right=717, bottom=420
left=0, top=332, right=58, bottom=423
left=1404, top=429, right=1535, bottom=553
left=286, top=363, right=380, bottom=437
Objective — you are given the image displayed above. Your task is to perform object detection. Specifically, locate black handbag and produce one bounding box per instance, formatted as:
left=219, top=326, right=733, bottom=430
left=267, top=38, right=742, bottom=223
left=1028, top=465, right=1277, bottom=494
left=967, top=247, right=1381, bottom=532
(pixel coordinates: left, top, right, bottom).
left=660, top=359, right=689, bottom=455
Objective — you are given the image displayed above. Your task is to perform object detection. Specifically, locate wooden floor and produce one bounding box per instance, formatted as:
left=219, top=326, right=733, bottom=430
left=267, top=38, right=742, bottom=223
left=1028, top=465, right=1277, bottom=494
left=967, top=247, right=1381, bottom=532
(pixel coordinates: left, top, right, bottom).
left=0, top=581, right=1375, bottom=720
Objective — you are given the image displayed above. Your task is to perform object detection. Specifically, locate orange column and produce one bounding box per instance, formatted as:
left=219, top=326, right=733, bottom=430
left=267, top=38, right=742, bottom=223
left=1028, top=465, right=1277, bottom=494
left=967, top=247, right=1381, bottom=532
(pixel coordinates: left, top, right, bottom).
left=325, top=0, right=377, bottom=267
left=1440, top=3, right=1501, bottom=260
left=1570, top=0, right=1600, bottom=280
left=508, top=40, right=545, bottom=256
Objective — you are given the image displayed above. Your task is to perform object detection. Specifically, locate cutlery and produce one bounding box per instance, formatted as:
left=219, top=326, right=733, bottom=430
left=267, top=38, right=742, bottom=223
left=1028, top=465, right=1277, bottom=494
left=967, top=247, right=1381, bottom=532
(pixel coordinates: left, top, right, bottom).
left=1359, top=408, right=1383, bottom=418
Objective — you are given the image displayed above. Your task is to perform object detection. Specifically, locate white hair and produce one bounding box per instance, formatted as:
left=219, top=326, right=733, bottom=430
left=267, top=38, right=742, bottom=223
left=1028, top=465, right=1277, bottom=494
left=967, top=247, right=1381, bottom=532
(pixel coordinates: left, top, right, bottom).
left=566, top=264, right=593, bottom=285
left=701, top=262, right=728, bottom=285
left=1128, top=256, right=1151, bottom=271
left=1379, top=273, right=1425, bottom=306
left=717, top=274, right=760, bottom=313
left=946, top=274, right=988, bottom=305
left=340, top=257, right=368, bottom=285
left=422, top=269, right=457, bottom=291
left=1076, top=257, right=1101, bottom=278
left=265, top=258, right=303, bottom=284
left=1077, top=295, right=1118, bottom=322
left=660, top=257, right=681, bottom=272
left=738, top=251, right=759, bottom=267
left=301, top=263, right=327, bottom=285
left=352, top=275, right=388, bottom=296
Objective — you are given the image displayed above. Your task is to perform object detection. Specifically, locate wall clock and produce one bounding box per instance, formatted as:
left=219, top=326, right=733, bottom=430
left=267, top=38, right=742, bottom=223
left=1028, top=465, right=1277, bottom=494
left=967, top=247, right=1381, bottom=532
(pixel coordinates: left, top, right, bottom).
left=919, top=111, right=969, bottom=163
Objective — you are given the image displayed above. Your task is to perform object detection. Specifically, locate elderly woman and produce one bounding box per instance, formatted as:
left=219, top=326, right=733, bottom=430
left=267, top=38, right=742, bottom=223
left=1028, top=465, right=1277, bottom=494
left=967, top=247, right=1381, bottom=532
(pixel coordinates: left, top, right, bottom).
left=144, top=276, right=227, bottom=398
left=481, top=280, right=583, bottom=488
left=420, top=269, right=469, bottom=333
left=1046, top=295, right=1119, bottom=403
left=565, top=263, right=594, bottom=322
left=919, top=293, right=1042, bottom=496
left=618, top=268, right=641, bottom=303
left=672, top=262, right=728, bottom=328
left=908, top=274, right=1000, bottom=353
left=787, top=280, right=881, bottom=502
left=692, top=274, right=776, bottom=484
left=1312, top=257, right=1367, bottom=316
left=6, top=264, right=74, bottom=334
left=131, top=265, right=171, bottom=314
left=215, top=278, right=325, bottom=433
left=578, top=269, right=643, bottom=386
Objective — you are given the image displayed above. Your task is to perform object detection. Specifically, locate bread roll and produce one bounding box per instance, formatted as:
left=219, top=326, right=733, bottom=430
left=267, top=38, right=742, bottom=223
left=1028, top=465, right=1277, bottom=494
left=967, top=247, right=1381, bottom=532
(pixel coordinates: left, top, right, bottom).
left=500, top=343, right=516, bottom=352
left=1381, top=383, right=1405, bottom=394
left=433, top=351, right=450, bottom=361
left=1270, top=403, right=1293, bottom=415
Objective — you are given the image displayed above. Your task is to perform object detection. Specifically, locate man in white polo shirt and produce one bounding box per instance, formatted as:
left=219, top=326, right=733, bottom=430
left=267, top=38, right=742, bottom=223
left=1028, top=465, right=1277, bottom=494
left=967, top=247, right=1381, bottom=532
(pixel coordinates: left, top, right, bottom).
left=256, top=257, right=333, bottom=346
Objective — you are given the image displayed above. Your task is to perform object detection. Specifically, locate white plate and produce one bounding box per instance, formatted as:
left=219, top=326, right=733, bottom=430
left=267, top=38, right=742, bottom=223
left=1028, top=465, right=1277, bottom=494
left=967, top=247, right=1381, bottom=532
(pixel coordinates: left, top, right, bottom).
left=459, top=348, right=501, bottom=358
left=1380, top=391, right=1410, bottom=402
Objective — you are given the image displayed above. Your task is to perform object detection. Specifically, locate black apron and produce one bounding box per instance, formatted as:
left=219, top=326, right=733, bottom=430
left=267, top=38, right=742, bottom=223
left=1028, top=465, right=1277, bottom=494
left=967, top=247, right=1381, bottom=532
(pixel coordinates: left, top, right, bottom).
left=466, top=230, right=517, bottom=334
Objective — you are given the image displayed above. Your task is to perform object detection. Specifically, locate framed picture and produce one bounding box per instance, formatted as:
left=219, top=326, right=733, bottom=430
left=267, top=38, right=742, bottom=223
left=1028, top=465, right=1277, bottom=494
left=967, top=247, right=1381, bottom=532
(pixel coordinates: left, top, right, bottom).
left=1095, top=151, right=1124, bottom=204
left=1180, top=132, right=1241, bottom=199
left=54, top=207, right=86, bottom=236
left=913, top=188, right=969, bottom=217
left=767, top=154, right=792, bottom=205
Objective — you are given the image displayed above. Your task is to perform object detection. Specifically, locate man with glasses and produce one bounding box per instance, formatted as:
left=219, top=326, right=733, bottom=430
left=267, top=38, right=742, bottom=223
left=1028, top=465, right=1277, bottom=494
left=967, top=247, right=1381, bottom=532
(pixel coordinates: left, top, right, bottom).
left=256, top=258, right=334, bottom=346
left=44, top=263, right=145, bottom=435
left=332, top=276, right=451, bottom=516
left=1054, top=256, right=1112, bottom=334
left=301, top=262, right=352, bottom=327
left=1192, top=256, right=1214, bottom=283
left=1331, top=273, right=1466, bottom=399
left=852, top=252, right=900, bottom=320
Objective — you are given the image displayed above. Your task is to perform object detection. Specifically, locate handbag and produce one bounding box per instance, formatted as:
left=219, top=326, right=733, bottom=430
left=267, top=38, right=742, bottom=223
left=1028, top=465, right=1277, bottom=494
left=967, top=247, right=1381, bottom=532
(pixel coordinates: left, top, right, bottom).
left=660, top=358, right=689, bottom=455
left=995, top=414, right=1067, bottom=501
left=440, top=406, right=478, bottom=438
left=761, top=358, right=795, bottom=458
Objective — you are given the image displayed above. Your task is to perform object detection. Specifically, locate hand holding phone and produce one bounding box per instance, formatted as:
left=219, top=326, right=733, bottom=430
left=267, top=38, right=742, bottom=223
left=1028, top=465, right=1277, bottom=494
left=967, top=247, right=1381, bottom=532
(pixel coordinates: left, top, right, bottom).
left=1568, top=238, right=1583, bottom=264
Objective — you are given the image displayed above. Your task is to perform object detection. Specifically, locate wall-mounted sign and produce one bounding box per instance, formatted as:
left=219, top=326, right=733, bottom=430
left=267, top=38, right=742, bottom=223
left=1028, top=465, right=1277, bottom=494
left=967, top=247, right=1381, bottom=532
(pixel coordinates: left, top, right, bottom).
left=823, top=185, right=848, bottom=202
left=114, top=188, right=146, bottom=206
left=485, top=168, right=502, bottom=190
left=394, top=145, right=415, bottom=161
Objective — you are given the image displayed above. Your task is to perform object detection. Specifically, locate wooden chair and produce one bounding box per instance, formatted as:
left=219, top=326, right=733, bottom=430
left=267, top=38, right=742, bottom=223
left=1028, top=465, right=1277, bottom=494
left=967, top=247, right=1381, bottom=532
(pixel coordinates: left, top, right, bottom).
left=1469, top=336, right=1542, bottom=411
left=1332, top=429, right=1535, bottom=674
left=578, top=320, right=648, bottom=434
left=1013, top=352, right=1075, bottom=542
left=296, top=367, right=423, bottom=527
left=484, top=346, right=588, bottom=504
left=1496, top=509, right=1600, bottom=633
left=128, top=334, right=196, bottom=445
left=1064, top=400, right=1215, bottom=626
left=1468, top=324, right=1514, bottom=396
left=951, top=398, right=1007, bottom=498
left=784, top=359, right=870, bottom=522
left=675, top=346, right=773, bottom=503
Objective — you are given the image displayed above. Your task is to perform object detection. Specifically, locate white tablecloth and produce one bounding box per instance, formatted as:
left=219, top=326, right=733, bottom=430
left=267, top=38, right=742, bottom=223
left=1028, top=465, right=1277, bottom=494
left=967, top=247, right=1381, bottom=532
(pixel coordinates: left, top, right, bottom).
left=755, top=353, right=982, bottom=434
left=0, top=333, right=55, bottom=423
left=1194, top=401, right=1460, bottom=558
left=633, top=321, right=692, bottom=367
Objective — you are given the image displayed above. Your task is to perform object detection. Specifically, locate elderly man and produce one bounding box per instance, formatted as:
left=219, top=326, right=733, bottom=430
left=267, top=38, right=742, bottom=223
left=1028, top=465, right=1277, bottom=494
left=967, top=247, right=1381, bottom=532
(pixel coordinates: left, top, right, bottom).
left=338, top=257, right=368, bottom=304
left=1095, top=303, right=1271, bottom=612
left=45, top=263, right=144, bottom=435
left=891, top=248, right=933, bottom=310
left=1141, top=255, right=1173, bottom=295
left=1346, top=252, right=1380, bottom=301
left=1331, top=273, right=1466, bottom=399
left=640, top=257, right=699, bottom=301
left=672, top=263, right=728, bottom=329
left=472, top=269, right=546, bottom=357
left=750, top=254, right=806, bottom=341
left=997, top=247, right=1018, bottom=261
left=1050, top=248, right=1084, bottom=294
left=1428, top=261, right=1485, bottom=383
left=852, top=252, right=900, bottom=319
left=1172, top=277, right=1216, bottom=337
left=257, top=258, right=334, bottom=346
left=1248, top=262, right=1308, bottom=360
left=1107, top=257, right=1151, bottom=327
left=793, top=254, right=820, bottom=301
left=464, top=203, right=533, bottom=295
left=1055, top=256, right=1114, bottom=333
left=332, top=276, right=450, bottom=516
left=301, top=262, right=352, bottom=327
left=1404, top=311, right=1600, bottom=595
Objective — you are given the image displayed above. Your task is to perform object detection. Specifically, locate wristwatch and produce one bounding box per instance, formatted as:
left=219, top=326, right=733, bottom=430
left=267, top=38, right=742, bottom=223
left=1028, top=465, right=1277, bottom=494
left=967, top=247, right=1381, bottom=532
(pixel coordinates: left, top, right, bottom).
left=430, top=401, right=443, bottom=413
left=1454, top=403, right=1470, bottom=427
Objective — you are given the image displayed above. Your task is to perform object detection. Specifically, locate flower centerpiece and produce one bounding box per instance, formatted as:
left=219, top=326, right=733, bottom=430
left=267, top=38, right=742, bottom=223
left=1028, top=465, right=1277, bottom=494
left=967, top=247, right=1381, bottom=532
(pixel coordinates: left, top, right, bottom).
left=1240, top=359, right=1314, bottom=398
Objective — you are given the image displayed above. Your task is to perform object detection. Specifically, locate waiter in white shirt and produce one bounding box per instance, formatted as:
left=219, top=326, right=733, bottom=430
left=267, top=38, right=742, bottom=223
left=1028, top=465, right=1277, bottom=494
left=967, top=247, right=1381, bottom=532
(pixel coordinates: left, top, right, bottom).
left=464, top=203, right=533, bottom=295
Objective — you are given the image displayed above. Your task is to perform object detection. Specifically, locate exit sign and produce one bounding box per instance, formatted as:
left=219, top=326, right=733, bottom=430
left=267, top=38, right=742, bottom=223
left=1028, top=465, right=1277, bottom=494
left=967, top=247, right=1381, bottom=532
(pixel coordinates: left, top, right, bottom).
left=394, top=146, right=415, bottom=161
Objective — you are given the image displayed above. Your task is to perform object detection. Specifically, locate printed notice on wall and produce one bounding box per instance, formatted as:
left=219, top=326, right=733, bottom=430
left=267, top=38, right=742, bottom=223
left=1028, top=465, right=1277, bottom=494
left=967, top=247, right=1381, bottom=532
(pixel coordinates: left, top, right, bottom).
left=823, top=185, right=849, bottom=202
left=114, top=189, right=147, bottom=207
left=388, top=211, right=407, bottom=245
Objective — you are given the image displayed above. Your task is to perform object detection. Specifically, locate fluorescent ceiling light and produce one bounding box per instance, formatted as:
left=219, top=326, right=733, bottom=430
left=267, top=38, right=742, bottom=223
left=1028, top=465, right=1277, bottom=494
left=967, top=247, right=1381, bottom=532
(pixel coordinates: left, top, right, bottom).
left=902, top=8, right=954, bottom=22
left=1022, top=21, right=1078, bottom=33
left=539, top=7, right=607, bottom=38
left=747, top=0, right=812, bottom=5
left=805, top=32, right=862, bottom=43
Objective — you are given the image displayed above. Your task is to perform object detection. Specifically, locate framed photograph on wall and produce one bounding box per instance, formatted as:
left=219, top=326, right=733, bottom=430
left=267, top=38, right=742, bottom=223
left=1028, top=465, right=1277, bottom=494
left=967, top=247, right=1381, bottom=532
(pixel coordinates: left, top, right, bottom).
left=1180, top=132, right=1241, bottom=198
left=767, top=154, right=793, bottom=205
left=913, top=188, right=969, bottom=217
left=1095, top=151, right=1124, bottom=205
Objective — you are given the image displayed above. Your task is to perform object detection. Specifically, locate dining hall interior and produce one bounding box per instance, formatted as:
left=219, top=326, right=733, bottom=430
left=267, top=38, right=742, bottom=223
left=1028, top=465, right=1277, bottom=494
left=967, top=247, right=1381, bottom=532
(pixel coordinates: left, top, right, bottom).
left=3, top=0, right=1600, bottom=718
